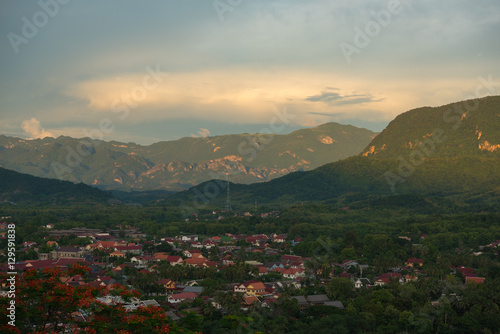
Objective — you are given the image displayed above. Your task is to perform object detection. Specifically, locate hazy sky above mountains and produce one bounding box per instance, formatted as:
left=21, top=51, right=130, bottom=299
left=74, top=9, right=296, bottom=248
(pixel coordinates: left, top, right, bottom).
left=1, top=0, right=499, bottom=144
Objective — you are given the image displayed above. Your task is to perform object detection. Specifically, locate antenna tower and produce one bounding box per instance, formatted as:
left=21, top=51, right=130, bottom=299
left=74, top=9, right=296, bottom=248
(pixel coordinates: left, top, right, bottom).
left=225, top=174, right=232, bottom=211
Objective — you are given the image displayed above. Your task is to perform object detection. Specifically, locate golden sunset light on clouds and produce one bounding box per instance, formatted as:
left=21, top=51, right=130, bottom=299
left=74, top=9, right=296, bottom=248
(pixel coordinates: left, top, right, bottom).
left=1, top=0, right=499, bottom=143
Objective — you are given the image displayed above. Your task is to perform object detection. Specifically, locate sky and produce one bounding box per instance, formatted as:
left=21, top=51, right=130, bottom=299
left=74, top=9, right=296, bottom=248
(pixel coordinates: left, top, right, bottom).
left=1, top=0, right=499, bottom=145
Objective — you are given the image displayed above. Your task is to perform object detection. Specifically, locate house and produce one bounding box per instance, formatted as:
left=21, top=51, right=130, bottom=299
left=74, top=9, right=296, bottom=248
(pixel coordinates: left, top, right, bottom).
left=96, top=276, right=115, bottom=287
left=182, top=286, right=204, bottom=294
left=110, top=251, right=126, bottom=258
left=405, top=274, right=418, bottom=282
left=22, top=241, right=37, bottom=249
left=183, top=249, right=203, bottom=258
left=166, top=255, right=183, bottom=266
left=167, top=292, right=198, bottom=304
left=152, top=253, right=183, bottom=266
left=111, top=263, right=134, bottom=273
left=96, top=296, right=159, bottom=312
left=281, top=255, right=303, bottom=264
left=307, top=294, right=330, bottom=305
left=245, top=260, right=263, bottom=267
left=222, top=255, right=235, bottom=266
left=242, top=295, right=260, bottom=307
left=190, top=242, right=205, bottom=249
left=61, top=274, right=84, bottom=286
left=273, top=235, right=286, bottom=243
left=246, top=237, right=261, bottom=246
left=130, top=256, right=152, bottom=267
left=114, top=245, right=142, bottom=255
left=50, top=246, right=85, bottom=260
left=180, top=235, right=199, bottom=242
left=246, top=282, right=266, bottom=296
left=291, top=296, right=309, bottom=310
left=46, top=241, right=59, bottom=248
left=166, top=311, right=180, bottom=321
left=233, top=280, right=265, bottom=295
left=466, top=277, right=485, bottom=284
left=272, top=267, right=287, bottom=275
left=86, top=241, right=119, bottom=251
left=340, top=260, right=358, bottom=270
left=234, top=283, right=248, bottom=294
left=157, top=279, right=176, bottom=291
left=405, top=258, right=424, bottom=267
left=325, top=301, right=345, bottom=310
left=184, top=257, right=207, bottom=267
left=257, top=266, right=268, bottom=276
left=264, top=282, right=283, bottom=294
left=282, top=268, right=305, bottom=280
left=338, top=272, right=354, bottom=280
left=455, top=266, right=476, bottom=277
left=205, top=261, right=218, bottom=269
left=264, top=262, right=284, bottom=271
left=261, top=297, right=278, bottom=307
left=374, top=273, right=404, bottom=286
left=153, top=252, right=170, bottom=261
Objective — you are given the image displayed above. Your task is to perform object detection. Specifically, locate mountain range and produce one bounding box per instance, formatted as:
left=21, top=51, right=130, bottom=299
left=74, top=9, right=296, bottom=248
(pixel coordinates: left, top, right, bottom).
left=0, top=123, right=375, bottom=191
left=170, top=96, right=500, bottom=211
left=1, top=96, right=498, bottom=209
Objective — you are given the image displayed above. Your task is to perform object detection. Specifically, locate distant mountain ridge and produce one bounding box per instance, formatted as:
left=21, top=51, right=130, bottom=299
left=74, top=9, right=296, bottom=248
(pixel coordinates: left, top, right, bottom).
left=0, top=122, right=375, bottom=191
left=170, top=96, right=500, bottom=209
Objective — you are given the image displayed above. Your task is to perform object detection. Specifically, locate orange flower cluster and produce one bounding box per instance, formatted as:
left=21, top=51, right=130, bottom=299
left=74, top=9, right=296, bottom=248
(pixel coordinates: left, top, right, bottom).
left=0, top=265, right=184, bottom=333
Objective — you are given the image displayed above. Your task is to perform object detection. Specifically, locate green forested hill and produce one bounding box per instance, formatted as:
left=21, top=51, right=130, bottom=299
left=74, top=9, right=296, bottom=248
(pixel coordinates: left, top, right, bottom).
left=0, top=167, right=111, bottom=205
left=360, top=95, right=500, bottom=158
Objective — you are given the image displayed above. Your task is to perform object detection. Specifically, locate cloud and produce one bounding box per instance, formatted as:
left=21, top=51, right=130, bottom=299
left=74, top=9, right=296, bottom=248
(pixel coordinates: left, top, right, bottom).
left=306, top=89, right=384, bottom=106
left=308, top=111, right=345, bottom=117
left=191, top=128, right=211, bottom=138
left=21, top=118, right=54, bottom=139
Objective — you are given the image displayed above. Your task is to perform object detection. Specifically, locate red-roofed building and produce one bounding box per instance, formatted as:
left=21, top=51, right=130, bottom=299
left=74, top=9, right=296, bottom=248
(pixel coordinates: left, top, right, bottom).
left=183, top=249, right=202, bottom=258
left=273, top=236, right=286, bottom=243
left=374, top=273, right=404, bottom=286
left=281, top=255, right=303, bottom=263
left=114, top=245, right=142, bottom=254
left=110, top=251, right=126, bottom=258
left=456, top=266, right=475, bottom=275
left=246, top=282, right=266, bottom=296
left=184, top=258, right=207, bottom=267
left=168, top=292, right=198, bottom=304
left=243, top=295, right=260, bottom=306
left=257, top=266, right=268, bottom=276
left=338, top=272, right=354, bottom=279
left=86, top=241, right=119, bottom=250
left=165, top=255, right=183, bottom=266
left=466, top=277, right=485, bottom=284
left=46, top=241, right=59, bottom=248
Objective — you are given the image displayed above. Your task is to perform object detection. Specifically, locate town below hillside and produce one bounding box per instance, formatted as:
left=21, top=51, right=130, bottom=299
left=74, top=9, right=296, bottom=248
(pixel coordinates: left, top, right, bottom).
left=1, top=205, right=499, bottom=333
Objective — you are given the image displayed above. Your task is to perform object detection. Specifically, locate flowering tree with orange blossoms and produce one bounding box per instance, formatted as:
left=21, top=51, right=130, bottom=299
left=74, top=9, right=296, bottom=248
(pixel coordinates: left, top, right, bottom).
left=0, top=264, right=198, bottom=333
